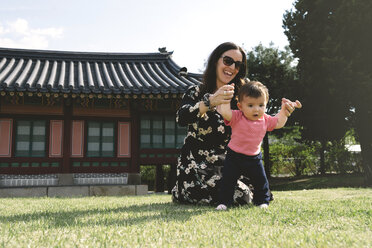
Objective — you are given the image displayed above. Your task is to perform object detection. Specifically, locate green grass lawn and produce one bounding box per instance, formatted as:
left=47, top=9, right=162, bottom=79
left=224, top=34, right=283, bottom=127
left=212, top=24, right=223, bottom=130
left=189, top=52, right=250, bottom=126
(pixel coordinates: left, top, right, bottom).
left=1, top=187, right=371, bottom=247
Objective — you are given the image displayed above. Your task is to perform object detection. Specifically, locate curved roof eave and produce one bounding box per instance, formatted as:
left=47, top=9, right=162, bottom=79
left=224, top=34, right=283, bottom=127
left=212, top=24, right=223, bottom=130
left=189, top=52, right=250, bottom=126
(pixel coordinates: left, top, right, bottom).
left=0, top=47, right=202, bottom=95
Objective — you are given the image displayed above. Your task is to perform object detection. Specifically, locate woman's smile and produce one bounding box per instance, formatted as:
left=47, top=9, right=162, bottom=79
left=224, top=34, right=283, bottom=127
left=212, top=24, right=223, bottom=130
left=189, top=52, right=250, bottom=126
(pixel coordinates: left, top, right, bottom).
left=223, top=70, right=233, bottom=77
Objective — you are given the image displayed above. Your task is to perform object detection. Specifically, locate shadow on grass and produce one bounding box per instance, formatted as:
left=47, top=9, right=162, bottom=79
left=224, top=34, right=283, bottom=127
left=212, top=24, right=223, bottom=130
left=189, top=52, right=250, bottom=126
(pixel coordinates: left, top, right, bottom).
left=0, top=201, right=214, bottom=228
left=270, top=173, right=366, bottom=191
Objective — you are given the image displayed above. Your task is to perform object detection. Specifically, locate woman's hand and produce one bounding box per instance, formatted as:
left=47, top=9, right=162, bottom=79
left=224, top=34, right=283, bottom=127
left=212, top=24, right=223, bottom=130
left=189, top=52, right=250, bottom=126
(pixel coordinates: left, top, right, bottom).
left=209, top=84, right=235, bottom=108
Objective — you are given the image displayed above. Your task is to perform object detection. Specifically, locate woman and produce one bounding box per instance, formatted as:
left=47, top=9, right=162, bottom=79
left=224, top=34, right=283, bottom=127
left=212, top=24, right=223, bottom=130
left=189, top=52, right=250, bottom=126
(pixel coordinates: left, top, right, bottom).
left=172, top=42, right=297, bottom=205
left=171, top=42, right=252, bottom=205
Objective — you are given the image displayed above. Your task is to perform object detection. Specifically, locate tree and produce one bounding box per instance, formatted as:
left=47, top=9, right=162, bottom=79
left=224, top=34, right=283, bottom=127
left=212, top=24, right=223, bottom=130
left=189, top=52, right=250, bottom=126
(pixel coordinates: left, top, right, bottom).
left=327, top=0, right=372, bottom=185
left=283, top=0, right=372, bottom=184
left=246, top=43, right=298, bottom=178
left=283, top=0, right=349, bottom=175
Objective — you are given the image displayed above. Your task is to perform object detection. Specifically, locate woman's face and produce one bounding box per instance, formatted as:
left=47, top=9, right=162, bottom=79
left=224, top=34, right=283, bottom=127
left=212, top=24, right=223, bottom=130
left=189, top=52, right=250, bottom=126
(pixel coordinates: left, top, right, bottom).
left=216, top=49, right=243, bottom=88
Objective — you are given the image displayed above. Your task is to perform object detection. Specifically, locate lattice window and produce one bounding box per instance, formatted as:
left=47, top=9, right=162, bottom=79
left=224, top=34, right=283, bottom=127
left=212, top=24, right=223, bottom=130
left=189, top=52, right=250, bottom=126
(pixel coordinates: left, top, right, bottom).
left=140, top=114, right=186, bottom=149
left=86, top=121, right=115, bottom=157
left=15, top=120, right=46, bottom=157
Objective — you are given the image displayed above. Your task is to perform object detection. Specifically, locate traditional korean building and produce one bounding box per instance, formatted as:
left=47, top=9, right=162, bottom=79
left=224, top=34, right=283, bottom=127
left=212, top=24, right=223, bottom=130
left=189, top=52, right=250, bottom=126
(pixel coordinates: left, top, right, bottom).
left=0, top=47, right=201, bottom=193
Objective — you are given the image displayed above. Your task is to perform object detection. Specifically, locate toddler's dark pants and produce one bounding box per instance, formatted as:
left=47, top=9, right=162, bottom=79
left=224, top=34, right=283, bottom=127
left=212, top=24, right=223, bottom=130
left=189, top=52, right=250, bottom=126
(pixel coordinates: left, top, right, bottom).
left=219, top=147, right=271, bottom=206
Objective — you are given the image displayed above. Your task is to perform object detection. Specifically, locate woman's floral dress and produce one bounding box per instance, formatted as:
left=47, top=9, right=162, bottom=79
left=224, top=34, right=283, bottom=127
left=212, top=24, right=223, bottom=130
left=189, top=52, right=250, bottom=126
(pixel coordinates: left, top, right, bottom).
left=172, top=85, right=252, bottom=205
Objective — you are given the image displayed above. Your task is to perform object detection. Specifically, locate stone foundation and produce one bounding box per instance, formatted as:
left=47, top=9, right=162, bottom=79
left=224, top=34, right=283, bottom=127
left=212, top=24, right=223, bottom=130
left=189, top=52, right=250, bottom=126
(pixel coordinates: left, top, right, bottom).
left=0, top=185, right=148, bottom=198
left=0, top=173, right=148, bottom=197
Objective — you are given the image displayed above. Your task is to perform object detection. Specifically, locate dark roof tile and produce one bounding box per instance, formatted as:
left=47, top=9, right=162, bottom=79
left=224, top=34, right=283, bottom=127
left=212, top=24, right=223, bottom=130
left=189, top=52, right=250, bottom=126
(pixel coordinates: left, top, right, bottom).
left=0, top=47, right=202, bottom=94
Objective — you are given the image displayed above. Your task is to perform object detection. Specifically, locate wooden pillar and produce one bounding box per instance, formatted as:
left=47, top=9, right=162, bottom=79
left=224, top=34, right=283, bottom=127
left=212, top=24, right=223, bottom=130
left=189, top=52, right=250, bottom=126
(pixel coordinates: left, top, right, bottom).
left=155, top=164, right=165, bottom=192
left=130, top=101, right=140, bottom=173
left=62, top=99, right=72, bottom=173
left=167, top=163, right=177, bottom=194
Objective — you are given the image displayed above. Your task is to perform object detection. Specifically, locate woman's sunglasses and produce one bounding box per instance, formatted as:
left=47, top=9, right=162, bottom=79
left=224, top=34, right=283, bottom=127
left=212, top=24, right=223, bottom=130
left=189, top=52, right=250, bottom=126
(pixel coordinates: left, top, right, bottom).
left=221, top=56, right=243, bottom=69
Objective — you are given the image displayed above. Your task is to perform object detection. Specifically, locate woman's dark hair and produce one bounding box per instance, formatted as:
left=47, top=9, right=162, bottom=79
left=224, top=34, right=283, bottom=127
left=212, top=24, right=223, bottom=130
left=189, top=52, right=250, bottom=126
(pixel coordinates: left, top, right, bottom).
left=200, top=42, right=247, bottom=95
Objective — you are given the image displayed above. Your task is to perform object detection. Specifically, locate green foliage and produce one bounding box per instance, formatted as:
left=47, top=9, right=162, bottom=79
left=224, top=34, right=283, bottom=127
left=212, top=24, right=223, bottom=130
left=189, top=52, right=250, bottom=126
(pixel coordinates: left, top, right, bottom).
left=0, top=188, right=371, bottom=247
left=246, top=43, right=297, bottom=114
left=269, top=127, right=361, bottom=176
left=283, top=0, right=372, bottom=184
left=283, top=0, right=349, bottom=144
left=269, top=127, right=319, bottom=176
left=246, top=43, right=299, bottom=177
left=326, top=140, right=363, bottom=174
left=140, top=165, right=171, bottom=191
left=140, top=165, right=156, bottom=190
left=328, top=0, right=372, bottom=184
left=272, top=142, right=319, bottom=177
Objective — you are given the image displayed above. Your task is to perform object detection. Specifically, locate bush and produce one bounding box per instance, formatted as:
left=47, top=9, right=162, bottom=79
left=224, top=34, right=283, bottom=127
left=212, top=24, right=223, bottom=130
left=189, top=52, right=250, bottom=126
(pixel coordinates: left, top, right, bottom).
left=326, top=140, right=362, bottom=174
left=269, top=127, right=362, bottom=176
left=270, top=142, right=318, bottom=176
left=140, top=165, right=171, bottom=191
left=268, top=126, right=319, bottom=176
left=140, top=165, right=156, bottom=191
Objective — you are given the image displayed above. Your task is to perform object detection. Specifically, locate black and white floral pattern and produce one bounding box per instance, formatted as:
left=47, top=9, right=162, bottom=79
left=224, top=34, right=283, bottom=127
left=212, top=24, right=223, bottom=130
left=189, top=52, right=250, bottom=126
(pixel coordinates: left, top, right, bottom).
left=172, top=85, right=252, bottom=205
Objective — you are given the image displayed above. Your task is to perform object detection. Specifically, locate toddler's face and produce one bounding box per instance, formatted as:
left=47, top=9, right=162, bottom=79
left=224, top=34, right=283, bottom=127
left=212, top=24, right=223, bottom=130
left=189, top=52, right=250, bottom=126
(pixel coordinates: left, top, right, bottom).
left=237, top=95, right=267, bottom=121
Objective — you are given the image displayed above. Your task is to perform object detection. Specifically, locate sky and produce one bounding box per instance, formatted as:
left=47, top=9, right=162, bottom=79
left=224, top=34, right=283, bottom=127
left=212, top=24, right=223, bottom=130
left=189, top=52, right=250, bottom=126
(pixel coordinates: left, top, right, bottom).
left=0, top=0, right=295, bottom=73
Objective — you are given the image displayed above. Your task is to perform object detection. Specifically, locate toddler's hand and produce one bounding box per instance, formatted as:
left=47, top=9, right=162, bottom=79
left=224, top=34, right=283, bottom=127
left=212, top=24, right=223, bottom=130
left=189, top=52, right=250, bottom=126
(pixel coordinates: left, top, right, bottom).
left=293, top=100, right=302, bottom=109
left=282, top=98, right=302, bottom=117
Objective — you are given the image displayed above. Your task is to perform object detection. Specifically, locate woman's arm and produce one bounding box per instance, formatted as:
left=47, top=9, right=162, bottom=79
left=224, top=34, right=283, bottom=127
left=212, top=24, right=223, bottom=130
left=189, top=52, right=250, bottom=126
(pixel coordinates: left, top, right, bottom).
left=176, top=86, right=203, bottom=127
left=177, top=84, right=235, bottom=126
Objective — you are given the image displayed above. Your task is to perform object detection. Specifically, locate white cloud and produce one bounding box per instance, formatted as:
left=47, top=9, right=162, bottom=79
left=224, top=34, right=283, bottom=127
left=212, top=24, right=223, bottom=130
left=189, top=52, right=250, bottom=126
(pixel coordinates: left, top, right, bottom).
left=8, top=18, right=29, bottom=35
left=32, top=27, right=63, bottom=39
left=20, top=35, right=49, bottom=49
left=0, top=37, right=16, bottom=47
left=0, top=18, right=63, bottom=49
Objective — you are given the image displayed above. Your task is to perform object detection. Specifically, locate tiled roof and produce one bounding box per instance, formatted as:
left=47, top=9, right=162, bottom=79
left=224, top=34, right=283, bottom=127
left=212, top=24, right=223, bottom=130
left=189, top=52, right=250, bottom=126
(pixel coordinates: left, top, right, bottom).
left=0, top=47, right=202, bottom=95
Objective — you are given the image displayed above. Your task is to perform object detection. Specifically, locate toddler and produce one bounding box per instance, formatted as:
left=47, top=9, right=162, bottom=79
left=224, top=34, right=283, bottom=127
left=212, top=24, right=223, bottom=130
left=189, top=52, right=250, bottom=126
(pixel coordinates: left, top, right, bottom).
left=216, top=81, right=301, bottom=210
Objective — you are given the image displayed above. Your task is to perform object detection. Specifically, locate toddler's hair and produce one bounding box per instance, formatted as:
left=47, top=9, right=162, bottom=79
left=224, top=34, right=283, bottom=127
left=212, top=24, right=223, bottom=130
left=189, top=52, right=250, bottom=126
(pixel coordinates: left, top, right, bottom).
left=238, top=81, right=269, bottom=103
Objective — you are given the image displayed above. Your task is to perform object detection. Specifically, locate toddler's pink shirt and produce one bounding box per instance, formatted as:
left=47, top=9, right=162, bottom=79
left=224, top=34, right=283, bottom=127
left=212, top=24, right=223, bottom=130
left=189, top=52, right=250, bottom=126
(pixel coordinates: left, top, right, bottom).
left=225, top=110, right=278, bottom=156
